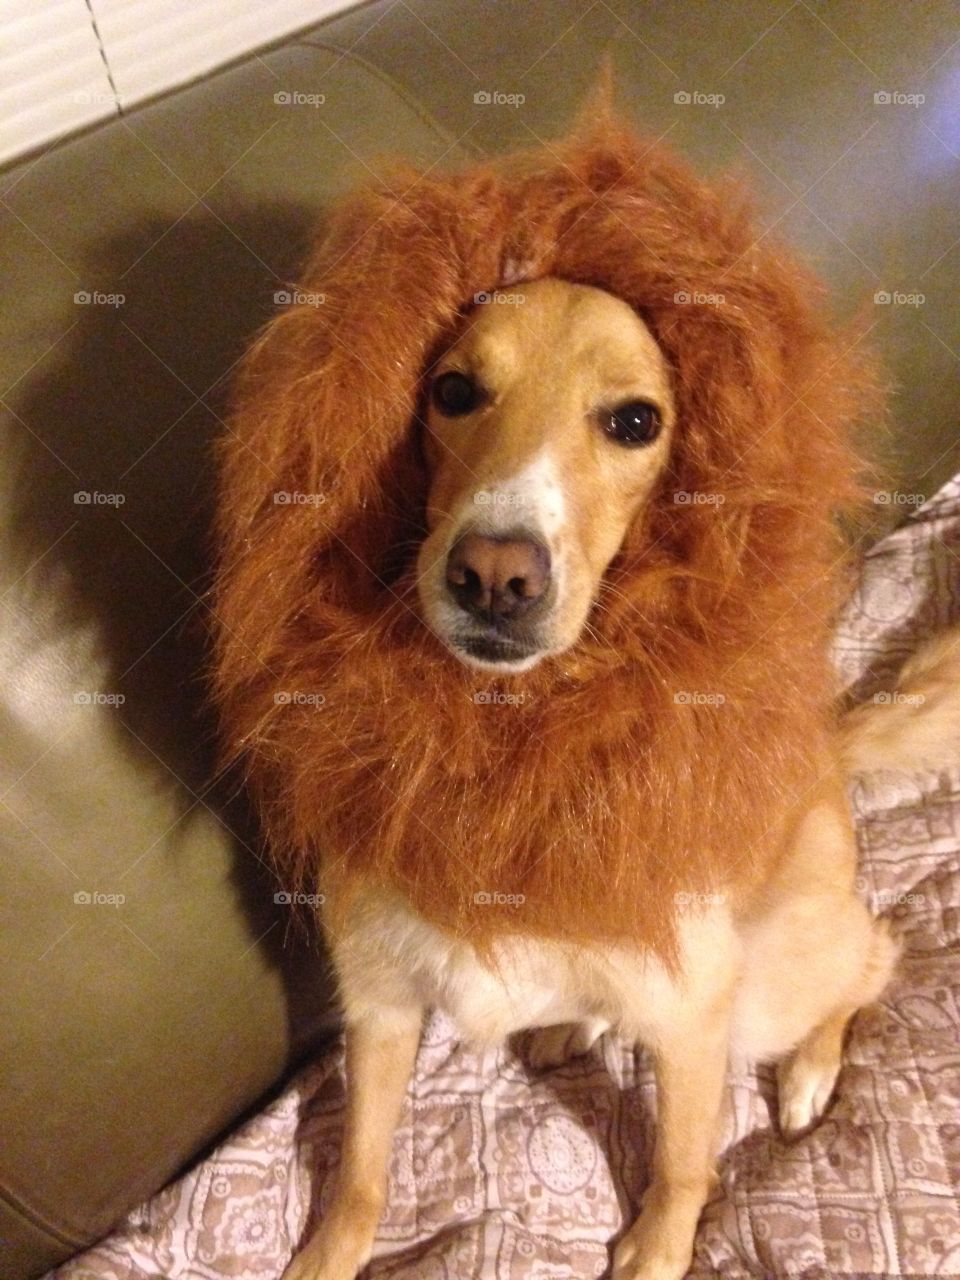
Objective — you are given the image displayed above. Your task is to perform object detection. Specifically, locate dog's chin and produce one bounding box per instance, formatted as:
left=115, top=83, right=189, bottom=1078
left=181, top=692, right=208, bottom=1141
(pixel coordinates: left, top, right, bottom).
left=450, top=635, right=547, bottom=674
left=419, top=591, right=579, bottom=674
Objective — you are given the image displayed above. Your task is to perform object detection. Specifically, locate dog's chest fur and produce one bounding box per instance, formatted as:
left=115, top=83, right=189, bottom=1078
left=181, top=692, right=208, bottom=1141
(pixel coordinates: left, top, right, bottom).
left=330, top=889, right=738, bottom=1046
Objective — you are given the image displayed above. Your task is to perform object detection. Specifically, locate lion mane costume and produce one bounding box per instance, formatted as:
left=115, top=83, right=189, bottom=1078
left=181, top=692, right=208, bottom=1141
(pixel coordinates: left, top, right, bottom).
left=212, top=98, right=876, bottom=965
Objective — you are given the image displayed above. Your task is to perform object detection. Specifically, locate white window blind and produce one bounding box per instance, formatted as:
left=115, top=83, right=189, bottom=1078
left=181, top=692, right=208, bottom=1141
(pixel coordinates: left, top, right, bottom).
left=90, top=0, right=350, bottom=107
left=1, top=0, right=116, bottom=166
left=1, top=0, right=355, bottom=167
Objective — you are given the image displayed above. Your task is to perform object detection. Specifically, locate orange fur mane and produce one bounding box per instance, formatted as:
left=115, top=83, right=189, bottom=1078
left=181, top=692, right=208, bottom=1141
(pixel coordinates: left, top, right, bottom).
left=212, top=110, right=877, bottom=964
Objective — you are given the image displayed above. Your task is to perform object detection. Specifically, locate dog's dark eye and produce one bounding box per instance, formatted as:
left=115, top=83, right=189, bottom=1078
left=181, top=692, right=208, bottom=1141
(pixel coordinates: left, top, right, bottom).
left=432, top=371, right=481, bottom=417
left=604, top=401, right=662, bottom=447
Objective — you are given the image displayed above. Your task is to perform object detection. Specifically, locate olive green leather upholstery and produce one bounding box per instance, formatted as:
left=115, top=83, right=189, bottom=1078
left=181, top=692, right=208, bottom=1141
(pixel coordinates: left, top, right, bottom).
left=0, top=38, right=474, bottom=1280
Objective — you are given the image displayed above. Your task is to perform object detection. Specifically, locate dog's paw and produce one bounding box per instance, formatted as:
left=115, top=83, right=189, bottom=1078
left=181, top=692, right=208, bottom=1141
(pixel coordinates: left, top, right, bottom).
left=281, top=1200, right=378, bottom=1280
left=611, top=1220, right=693, bottom=1280
left=281, top=1247, right=359, bottom=1280
left=281, top=1251, right=333, bottom=1280
left=777, top=1051, right=839, bottom=1137
left=528, top=1019, right=607, bottom=1070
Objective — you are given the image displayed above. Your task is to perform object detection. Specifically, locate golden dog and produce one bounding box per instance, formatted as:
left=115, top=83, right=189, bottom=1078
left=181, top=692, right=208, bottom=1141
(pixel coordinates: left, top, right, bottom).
left=213, top=105, right=914, bottom=1279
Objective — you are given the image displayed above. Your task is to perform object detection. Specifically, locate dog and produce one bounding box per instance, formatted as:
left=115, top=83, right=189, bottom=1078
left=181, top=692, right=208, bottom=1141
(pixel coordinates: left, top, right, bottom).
left=213, top=100, right=908, bottom=1280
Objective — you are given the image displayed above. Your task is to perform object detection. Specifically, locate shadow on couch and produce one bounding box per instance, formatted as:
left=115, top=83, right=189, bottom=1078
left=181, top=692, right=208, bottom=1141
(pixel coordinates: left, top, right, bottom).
left=0, top=203, right=341, bottom=1276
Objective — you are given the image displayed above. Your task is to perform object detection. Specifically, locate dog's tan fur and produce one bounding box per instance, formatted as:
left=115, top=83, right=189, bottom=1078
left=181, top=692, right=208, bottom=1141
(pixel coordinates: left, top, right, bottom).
left=277, top=281, right=899, bottom=1280
left=418, top=279, right=675, bottom=666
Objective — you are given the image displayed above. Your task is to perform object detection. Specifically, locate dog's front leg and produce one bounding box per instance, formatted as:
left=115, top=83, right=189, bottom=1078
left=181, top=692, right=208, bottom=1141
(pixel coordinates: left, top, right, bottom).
left=612, top=996, right=730, bottom=1280
left=284, top=1004, right=422, bottom=1280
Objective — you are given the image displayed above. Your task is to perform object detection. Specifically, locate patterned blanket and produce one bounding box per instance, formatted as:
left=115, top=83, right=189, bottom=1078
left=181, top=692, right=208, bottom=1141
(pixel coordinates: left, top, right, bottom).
left=52, top=479, right=960, bottom=1280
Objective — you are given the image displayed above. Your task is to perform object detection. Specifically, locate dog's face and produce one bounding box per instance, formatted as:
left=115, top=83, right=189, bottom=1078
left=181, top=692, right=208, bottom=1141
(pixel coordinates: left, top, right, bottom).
left=416, top=278, right=675, bottom=672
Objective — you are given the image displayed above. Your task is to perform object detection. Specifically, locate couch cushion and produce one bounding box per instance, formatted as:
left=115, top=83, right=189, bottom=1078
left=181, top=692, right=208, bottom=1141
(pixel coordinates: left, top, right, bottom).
left=0, top=37, right=473, bottom=1279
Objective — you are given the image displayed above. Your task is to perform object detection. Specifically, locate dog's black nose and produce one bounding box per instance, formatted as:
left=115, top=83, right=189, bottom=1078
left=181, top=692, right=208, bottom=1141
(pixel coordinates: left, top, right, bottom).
left=446, top=533, right=551, bottom=620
